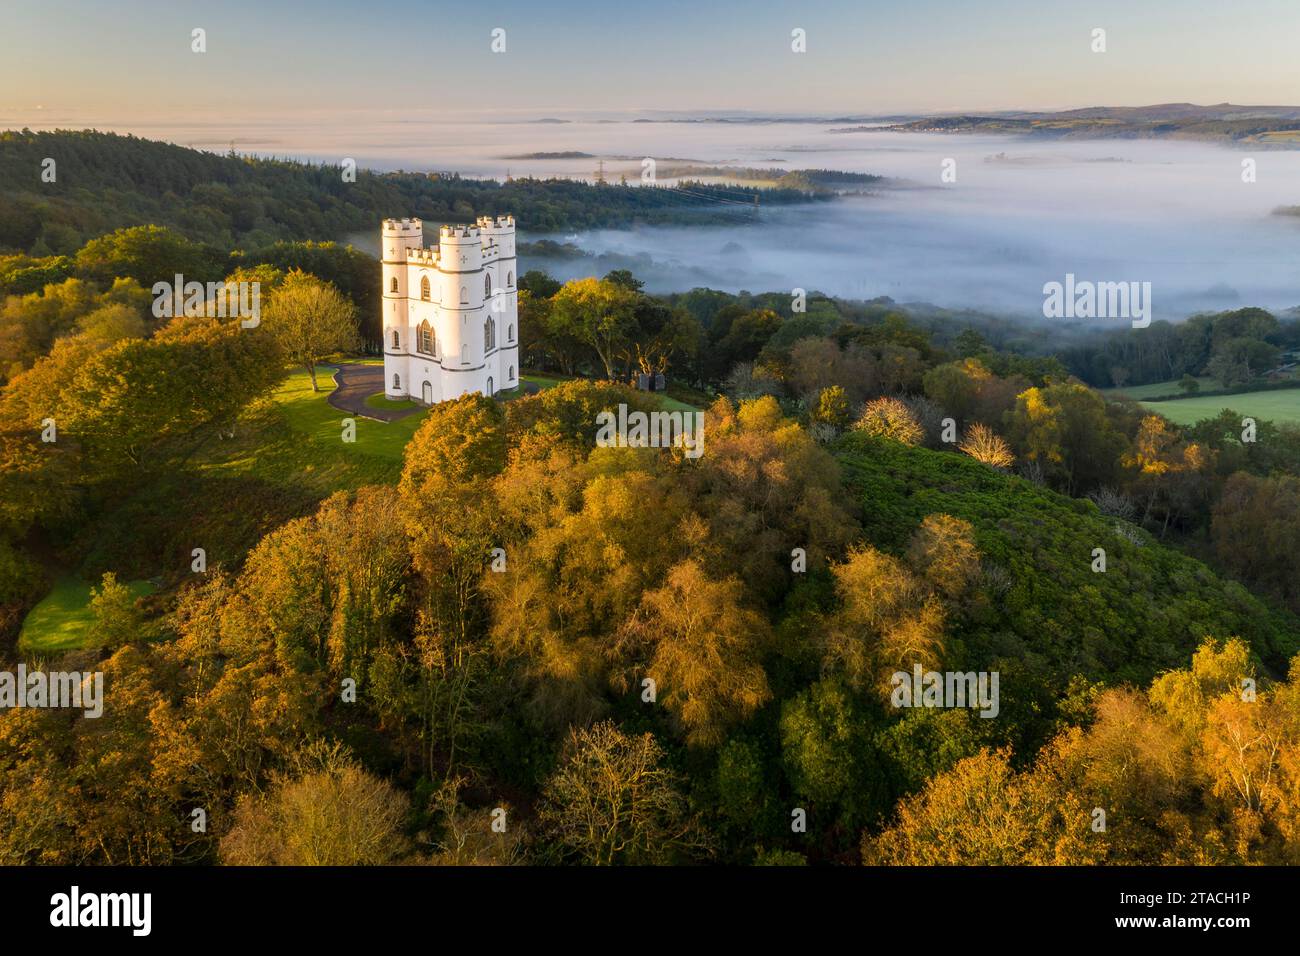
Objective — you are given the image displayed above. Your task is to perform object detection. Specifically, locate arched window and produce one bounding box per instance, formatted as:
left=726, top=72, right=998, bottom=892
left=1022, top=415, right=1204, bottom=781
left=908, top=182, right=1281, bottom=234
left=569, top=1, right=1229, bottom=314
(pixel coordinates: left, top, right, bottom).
left=484, top=317, right=495, bottom=351
left=509, top=365, right=515, bottom=381
left=507, top=270, right=514, bottom=288
left=393, top=373, right=401, bottom=390
left=486, top=376, right=494, bottom=395
left=420, top=275, right=431, bottom=301
left=418, top=320, right=434, bottom=355
left=484, top=274, right=492, bottom=296
left=460, top=343, right=469, bottom=365
left=391, top=329, right=399, bottom=349
left=507, top=324, right=514, bottom=343
left=390, top=277, right=398, bottom=293
left=459, top=285, right=468, bottom=305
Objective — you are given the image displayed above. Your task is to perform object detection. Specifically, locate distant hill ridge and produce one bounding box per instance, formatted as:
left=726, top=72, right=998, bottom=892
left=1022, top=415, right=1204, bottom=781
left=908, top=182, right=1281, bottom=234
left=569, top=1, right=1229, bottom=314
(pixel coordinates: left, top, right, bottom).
left=0, top=129, right=827, bottom=254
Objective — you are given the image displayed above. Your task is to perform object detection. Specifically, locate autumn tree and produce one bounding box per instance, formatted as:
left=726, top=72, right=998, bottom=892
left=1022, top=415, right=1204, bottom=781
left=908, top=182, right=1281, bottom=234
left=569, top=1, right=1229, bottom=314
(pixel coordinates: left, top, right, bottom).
left=487, top=457, right=689, bottom=725
left=811, top=385, right=851, bottom=430
left=538, top=721, right=705, bottom=864
left=853, top=396, right=923, bottom=446
left=616, top=559, right=772, bottom=746
left=905, top=513, right=981, bottom=601
left=220, top=743, right=410, bottom=865
left=862, top=747, right=1098, bottom=865
left=827, top=542, right=945, bottom=692
left=957, top=422, right=1014, bottom=469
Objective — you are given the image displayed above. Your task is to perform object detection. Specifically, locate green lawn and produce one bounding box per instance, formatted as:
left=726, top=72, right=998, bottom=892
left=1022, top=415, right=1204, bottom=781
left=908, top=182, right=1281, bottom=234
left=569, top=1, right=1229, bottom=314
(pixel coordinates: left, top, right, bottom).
left=1141, top=388, right=1300, bottom=426
left=1104, top=377, right=1218, bottom=400
left=201, top=366, right=701, bottom=501
left=521, top=372, right=571, bottom=390
left=656, top=394, right=700, bottom=413
left=271, top=367, right=430, bottom=461
left=364, top=392, right=420, bottom=412
left=19, top=576, right=154, bottom=653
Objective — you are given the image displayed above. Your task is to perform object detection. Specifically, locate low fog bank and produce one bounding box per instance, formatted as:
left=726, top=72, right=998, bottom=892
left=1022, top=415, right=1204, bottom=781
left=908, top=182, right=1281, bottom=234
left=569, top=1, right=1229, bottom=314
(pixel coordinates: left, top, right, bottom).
left=314, top=119, right=1300, bottom=323
left=527, top=192, right=1299, bottom=322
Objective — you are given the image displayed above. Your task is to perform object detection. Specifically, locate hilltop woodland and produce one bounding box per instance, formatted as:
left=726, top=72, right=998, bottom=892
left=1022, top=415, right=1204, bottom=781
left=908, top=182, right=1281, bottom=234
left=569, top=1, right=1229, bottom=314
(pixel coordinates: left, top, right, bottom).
left=2, top=132, right=1300, bottom=865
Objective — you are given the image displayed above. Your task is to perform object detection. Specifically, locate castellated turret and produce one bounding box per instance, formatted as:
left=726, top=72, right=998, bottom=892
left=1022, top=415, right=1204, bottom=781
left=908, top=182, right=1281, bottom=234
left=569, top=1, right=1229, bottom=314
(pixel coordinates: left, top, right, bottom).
left=382, top=216, right=519, bottom=406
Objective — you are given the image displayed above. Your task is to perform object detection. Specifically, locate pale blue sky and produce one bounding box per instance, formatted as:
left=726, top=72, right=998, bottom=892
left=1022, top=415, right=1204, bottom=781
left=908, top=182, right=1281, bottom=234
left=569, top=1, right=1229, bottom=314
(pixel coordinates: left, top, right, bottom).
left=3, top=0, right=1299, bottom=117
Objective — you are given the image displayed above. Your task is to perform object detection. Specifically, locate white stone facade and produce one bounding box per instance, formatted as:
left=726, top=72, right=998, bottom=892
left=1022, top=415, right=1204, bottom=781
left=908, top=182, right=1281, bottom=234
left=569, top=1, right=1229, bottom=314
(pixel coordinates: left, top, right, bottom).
left=381, top=215, right=519, bottom=403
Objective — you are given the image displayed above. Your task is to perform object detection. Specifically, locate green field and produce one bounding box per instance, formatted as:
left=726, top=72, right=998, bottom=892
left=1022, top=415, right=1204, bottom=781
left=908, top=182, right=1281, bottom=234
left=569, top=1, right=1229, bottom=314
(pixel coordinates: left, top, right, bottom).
left=520, top=373, right=567, bottom=390
left=1104, top=377, right=1218, bottom=400
left=1141, top=388, right=1300, bottom=426
left=19, top=576, right=154, bottom=653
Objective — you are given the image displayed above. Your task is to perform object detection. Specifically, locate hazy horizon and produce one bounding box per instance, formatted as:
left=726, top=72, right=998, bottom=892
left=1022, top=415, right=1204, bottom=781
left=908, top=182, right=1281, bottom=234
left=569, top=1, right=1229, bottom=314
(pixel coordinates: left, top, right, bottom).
left=6, top=0, right=1300, bottom=116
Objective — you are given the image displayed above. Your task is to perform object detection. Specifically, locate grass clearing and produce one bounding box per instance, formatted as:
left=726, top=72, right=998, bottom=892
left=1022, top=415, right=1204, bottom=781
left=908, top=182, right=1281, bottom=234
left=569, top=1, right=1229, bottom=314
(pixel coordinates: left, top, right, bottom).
left=1103, top=377, right=1219, bottom=400
left=1140, top=388, right=1300, bottom=426
left=364, top=392, right=420, bottom=412
left=521, top=372, right=572, bottom=390
left=19, top=576, right=154, bottom=653
left=270, top=366, right=429, bottom=462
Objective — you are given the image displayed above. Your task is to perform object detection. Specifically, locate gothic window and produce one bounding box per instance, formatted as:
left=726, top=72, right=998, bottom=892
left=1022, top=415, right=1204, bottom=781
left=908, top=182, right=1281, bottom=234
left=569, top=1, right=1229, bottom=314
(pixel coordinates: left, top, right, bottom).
left=393, top=373, right=401, bottom=390
left=390, top=277, right=398, bottom=293
left=391, top=329, right=399, bottom=349
left=418, top=320, right=434, bottom=355
left=507, top=270, right=514, bottom=288
left=484, top=317, right=496, bottom=351
left=420, top=275, right=431, bottom=301
left=460, top=343, right=469, bottom=365
left=507, top=324, right=514, bottom=343
left=509, top=365, right=515, bottom=381
left=484, top=273, right=492, bottom=296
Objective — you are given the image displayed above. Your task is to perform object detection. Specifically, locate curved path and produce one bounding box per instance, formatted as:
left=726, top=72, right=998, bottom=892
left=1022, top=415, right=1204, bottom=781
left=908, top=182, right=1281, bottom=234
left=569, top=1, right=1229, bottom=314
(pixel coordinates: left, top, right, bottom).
left=324, top=362, right=541, bottom=422
left=324, top=363, right=419, bottom=422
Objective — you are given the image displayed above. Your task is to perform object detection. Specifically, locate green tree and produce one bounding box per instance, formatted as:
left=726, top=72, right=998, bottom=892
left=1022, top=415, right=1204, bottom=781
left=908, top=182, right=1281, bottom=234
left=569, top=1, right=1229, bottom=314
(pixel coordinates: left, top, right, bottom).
left=1005, top=381, right=1125, bottom=494
left=74, top=225, right=224, bottom=287
left=89, top=571, right=144, bottom=647
left=264, top=270, right=360, bottom=391
left=548, top=277, right=640, bottom=379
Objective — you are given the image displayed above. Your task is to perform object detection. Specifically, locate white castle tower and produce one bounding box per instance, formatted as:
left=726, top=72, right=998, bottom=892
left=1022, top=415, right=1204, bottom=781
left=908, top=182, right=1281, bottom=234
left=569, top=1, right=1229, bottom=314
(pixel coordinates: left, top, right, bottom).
left=381, top=215, right=519, bottom=404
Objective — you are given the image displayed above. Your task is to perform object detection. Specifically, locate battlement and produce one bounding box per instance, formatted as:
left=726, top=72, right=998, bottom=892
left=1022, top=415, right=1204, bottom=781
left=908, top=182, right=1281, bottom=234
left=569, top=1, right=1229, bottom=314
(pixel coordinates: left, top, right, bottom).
left=440, top=224, right=480, bottom=240
left=383, top=217, right=423, bottom=234
left=476, top=215, right=515, bottom=231
left=406, top=248, right=438, bottom=264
